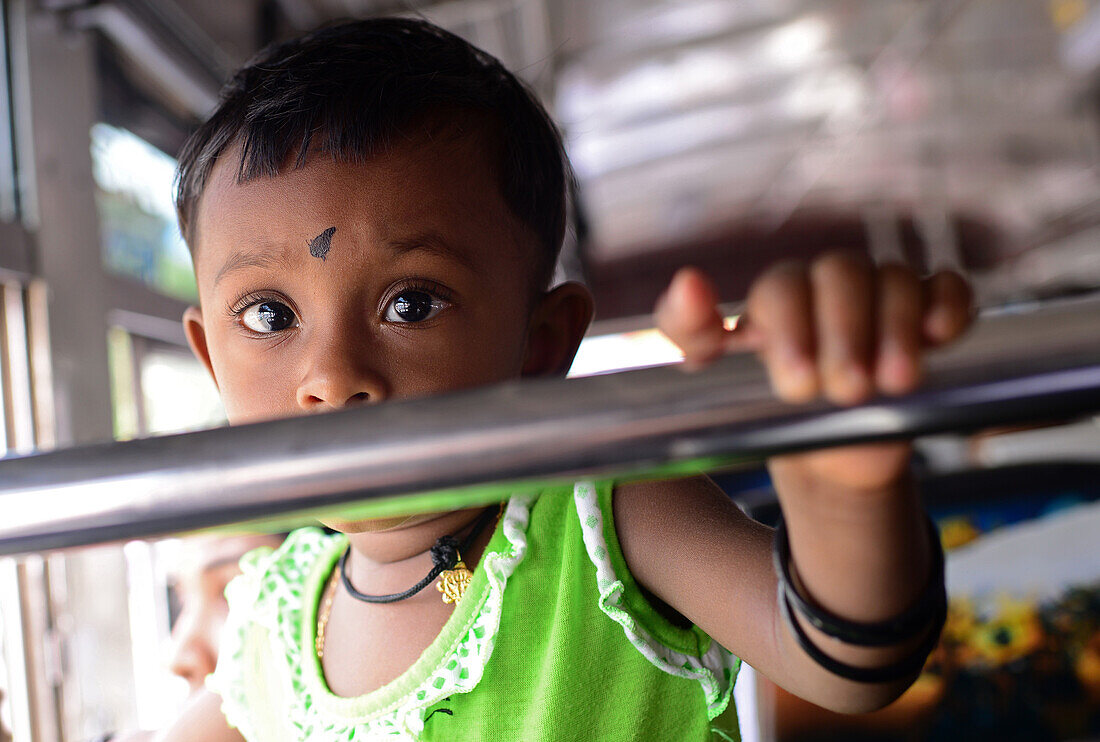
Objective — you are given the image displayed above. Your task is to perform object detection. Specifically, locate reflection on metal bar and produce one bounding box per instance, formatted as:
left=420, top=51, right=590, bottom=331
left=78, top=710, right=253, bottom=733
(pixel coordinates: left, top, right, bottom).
left=1, top=298, right=1100, bottom=556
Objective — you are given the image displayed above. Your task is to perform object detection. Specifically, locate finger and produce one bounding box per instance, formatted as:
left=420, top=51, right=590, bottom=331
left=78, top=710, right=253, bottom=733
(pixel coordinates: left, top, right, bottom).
left=922, top=270, right=974, bottom=344
left=811, top=251, right=875, bottom=405
left=723, top=312, right=765, bottom=354
left=874, top=264, right=923, bottom=395
left=655, top=267, right=728, bottom=366
left=746, top=261, right=818, bottom=403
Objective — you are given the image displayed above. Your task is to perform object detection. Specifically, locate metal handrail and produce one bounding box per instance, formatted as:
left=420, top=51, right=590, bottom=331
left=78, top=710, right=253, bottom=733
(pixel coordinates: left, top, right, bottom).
left=1, top=297, right=1099, bottom=555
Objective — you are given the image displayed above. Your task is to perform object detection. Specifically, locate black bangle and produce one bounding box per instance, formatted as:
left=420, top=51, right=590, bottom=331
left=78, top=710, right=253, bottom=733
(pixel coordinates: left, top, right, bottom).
left=772, top=514, right=946, bottom=647
left=772, top=512, right=948, bottom=684
left=777, top=577, right=946, bottom=683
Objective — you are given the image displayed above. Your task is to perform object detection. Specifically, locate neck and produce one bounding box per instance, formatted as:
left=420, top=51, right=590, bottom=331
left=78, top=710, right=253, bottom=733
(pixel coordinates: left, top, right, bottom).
left=341, top=507, right=493, bottom=596
left=346, top=508, right=486, bottom=564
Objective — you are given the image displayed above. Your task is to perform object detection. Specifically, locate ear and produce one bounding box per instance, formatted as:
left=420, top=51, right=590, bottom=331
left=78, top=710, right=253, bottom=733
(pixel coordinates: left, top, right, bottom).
left=522, top=282, right=594, bottom=378
left=183, top=305, right=219, bottom=390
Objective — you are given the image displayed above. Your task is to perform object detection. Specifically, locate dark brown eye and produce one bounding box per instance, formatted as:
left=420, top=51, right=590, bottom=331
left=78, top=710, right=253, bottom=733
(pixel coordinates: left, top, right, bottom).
left=241, top=301, right=296, bottom=333
left=386, top=290, right=441, bottom=323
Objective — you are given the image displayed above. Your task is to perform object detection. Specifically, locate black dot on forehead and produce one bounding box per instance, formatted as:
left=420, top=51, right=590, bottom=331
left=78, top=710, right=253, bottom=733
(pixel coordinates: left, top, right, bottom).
left=309, top=227, right=336, bottom=261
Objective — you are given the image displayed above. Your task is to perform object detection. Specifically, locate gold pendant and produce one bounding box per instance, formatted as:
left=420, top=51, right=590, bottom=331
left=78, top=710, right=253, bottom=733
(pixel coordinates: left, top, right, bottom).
left=437, top=558, right=473, bottom=604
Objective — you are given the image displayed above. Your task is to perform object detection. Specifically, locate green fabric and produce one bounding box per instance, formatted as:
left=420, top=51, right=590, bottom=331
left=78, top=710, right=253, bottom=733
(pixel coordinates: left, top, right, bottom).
left=209, top=482, right=741, bottom=740
left=205, top=456, right=744, bottom=538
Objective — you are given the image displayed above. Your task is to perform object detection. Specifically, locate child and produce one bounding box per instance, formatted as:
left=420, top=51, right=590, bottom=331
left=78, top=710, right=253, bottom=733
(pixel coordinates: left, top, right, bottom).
left=87, top=535, right=286, bottom=742
left=158, top=17, right=972, bottom=742
left=167, top=534, right=288, bottom=697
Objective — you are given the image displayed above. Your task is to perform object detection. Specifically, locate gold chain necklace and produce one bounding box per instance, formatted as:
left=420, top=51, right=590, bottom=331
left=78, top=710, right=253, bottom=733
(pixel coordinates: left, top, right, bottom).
left=315, top=565, right=341, bottom=660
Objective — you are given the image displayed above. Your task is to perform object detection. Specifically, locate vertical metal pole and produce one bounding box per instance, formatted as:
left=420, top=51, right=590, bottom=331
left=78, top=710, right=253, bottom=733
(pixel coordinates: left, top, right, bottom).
left=11, top=2, right=112, bottom=449
left=862, top=204, right=908, bottom=266
left=0, top=282, right=9, bottom=454
left=9, top=557, right=60, bottom=742
left=128, top=335, right=149, bottom=439
left=5, top=3, right=128, bottom=739
left=2, top=282, right=34, bottom=454
left=0, top=7, right=30, bottom=737
left=915, top=204, right=964, bottom=273
left=5, top=0, right=35, bottom=234
left=0, top=253, right=48, bottom=742
left=23, top=281, right=54, bottom=454
left=0, top=559, right=32, bottom=742
left=0, top=0, right=20, bottom=223
left=1, top=282, right=62, bottom=742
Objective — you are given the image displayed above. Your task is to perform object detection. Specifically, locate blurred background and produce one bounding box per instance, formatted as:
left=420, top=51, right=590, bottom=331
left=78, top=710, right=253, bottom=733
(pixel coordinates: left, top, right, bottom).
left=0, top=0, right=1099, bottom=740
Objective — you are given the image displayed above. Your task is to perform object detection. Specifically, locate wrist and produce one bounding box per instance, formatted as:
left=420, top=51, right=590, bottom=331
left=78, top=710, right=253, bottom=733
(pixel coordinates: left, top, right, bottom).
left=775, top=469, right=926, bottom=548
left=778, top=485, right=933, bottom=626
left=767, top=441, right=915, bottom=508
left=776, top=514, right=945, bottom=645
left=774, top=513, right=947, bottom=683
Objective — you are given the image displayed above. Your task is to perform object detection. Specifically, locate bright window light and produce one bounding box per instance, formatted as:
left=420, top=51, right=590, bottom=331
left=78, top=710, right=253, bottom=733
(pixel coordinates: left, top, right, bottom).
left=91, top=123, right=197, bottom=301
left=569, top=315, right=739, bottom=377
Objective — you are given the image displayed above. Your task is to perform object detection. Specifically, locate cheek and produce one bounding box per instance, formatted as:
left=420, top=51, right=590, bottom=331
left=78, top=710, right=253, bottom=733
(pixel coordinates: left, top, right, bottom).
left=389, top=320, right=529, bottom=396
left=210, top=342, right=300, bottom=424
left=439, top=303, right=533, bottom=381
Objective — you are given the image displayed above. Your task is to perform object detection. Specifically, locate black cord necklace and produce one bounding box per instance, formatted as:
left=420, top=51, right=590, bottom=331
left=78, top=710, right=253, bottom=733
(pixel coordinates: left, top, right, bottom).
left=338, top=505, right=500, bottom=605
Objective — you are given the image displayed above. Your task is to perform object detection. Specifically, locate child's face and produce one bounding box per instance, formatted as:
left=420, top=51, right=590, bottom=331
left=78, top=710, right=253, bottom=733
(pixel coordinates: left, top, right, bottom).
left=184, top=132, right=552, bottom=426
left=169, top=534, right=283, bottom=695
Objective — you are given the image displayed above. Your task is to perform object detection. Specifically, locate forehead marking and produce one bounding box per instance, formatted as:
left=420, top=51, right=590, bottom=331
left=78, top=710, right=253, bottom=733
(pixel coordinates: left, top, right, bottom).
left=309, top=227, right=336, bottom=261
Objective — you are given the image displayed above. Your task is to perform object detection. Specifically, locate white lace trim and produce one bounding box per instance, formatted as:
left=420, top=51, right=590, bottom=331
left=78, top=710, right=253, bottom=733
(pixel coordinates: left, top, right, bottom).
left=573, top=481, right=740, bottom=720
left=318, top=495, right=534, bottom=739
left=210, top=545, right=276, bottom=741
left=213, top=497, right=534, bottom=741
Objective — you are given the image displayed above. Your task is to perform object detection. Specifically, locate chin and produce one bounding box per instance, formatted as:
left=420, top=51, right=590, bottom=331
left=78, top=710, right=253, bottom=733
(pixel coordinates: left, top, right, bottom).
left=319, top=512, right=442, bottom=534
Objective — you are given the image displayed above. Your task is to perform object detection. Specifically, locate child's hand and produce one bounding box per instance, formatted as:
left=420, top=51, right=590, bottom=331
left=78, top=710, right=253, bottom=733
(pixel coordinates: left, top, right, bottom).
left=654, top=252, right=973, bottom=493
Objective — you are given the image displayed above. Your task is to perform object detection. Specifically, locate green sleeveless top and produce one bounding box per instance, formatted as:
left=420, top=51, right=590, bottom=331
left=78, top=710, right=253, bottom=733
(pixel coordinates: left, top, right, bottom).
left=209, top=481, right=741, bottom=740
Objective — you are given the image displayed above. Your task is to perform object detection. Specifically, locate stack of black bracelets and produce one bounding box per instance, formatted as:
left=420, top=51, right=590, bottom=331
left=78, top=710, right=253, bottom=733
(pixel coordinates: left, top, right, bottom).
left=772, top=515, right=948, bottom=683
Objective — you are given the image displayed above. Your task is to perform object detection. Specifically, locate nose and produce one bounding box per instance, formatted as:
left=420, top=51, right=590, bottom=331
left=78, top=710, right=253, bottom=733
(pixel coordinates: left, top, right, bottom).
left=168, top=612, right=217, bottom=696
left=296, top=333, right=389, bottom=411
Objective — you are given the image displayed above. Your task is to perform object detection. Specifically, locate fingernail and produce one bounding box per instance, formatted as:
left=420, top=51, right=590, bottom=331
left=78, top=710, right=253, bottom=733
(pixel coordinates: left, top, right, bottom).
left=925, top=306, right=955, bottom=342
left=775, top=359, right=816, bottom=402
left=877, top=343, right=917, bottom=394
left=834, top=361, right=871, bottom=403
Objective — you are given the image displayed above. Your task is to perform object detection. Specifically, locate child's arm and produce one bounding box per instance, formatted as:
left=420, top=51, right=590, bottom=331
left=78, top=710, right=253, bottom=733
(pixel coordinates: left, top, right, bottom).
left=617, top=252, right=971, bottom=713
left=151, top=690, right=245, bottom=742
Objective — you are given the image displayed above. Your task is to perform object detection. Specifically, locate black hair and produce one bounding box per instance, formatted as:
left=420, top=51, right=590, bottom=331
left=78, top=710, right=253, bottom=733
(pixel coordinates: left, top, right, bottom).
left=174, top=17, right=569, bottom=289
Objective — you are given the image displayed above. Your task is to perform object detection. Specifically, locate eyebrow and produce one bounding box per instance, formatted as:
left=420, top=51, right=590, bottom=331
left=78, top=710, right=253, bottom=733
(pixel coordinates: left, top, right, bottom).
left=384, top=231, right=481, bottom=274
left=213, top=231, right=481, bottom=287
left=214, top=248, right=295, bottom=287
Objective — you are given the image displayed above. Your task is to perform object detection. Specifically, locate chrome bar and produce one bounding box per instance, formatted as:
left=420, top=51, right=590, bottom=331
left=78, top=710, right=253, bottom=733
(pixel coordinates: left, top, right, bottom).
left=1, top=298, right=1100, bottom=555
